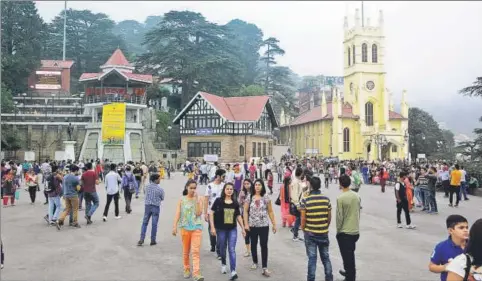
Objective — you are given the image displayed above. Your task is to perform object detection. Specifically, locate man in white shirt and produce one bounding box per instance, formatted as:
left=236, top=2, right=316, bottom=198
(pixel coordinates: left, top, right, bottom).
left=208, top=162, right=218, bottom=182
left=200, top=161, right=208, bottom=185
left=203, top=168, right=226, bottom=256
left=460, top=166, right=468, bottom=201
left=103, top=163, right=122, bottom=221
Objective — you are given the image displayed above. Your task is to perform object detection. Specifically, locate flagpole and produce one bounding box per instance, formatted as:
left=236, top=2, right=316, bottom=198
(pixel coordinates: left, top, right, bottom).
left=62, top=0, right=67, bottom=61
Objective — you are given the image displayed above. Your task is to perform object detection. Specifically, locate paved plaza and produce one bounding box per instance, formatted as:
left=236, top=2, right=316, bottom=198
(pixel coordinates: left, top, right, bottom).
left=1, top=173, right=481, bottom=281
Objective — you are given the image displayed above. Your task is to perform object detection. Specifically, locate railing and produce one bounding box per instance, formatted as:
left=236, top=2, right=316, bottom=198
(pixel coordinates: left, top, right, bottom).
left=84, top=95, right=146, bottom=105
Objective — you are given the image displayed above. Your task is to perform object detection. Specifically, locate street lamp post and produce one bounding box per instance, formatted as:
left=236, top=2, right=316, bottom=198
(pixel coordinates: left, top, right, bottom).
left=14, top=101, right=18, bottom=122
left=22, top=93, right=27, bottom=108
left=403, top=129, right=409, bottom=164
left=80, top=93, right=85, bottom=113
left=73, top=102, right=79, bottom=117
left=51, top=94, right=55, bottom=115
left=155, top=119, right=160, bottom=142
left=167, top=125, right=172, bottom=149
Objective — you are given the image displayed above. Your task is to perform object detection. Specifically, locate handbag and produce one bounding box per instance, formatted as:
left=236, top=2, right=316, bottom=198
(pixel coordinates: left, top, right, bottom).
left=275, top=195, right=281, bottom=206
left=15, top=190, right=20, bottom=200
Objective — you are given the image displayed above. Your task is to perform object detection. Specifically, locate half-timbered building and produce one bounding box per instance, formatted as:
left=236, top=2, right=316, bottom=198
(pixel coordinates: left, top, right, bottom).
left=173, top=92, right=279, bottom=162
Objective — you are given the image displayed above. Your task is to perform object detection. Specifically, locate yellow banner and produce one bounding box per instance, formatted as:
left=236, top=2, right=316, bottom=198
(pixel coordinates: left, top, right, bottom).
left=101, top=103, right=126, bottom=144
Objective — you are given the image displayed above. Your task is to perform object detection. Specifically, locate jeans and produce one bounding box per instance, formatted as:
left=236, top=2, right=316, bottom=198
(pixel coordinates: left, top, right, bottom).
left=449, top=186, right=460, bottom=205
left=207, top=222, right=220, bottom=255
left=84, top=192, right=99, bottom=217
left=459, top=182, right=468, bottom=200
left=103, top=192, right=120, bottom=217
left=135, top=180, right=141, bottom=196
left=140, top=205, right=160, bottom=241
left=123, top=187, right=133, bottom=213
left=217, top=228, right=238, bottom=272
left=304, top=233, right=333, bottom=281
left=396, top=199, right=411, bottom=225
left=336, top=233, right=360, bottom=281
left=442, top=180, right=450, bottom=196
left=414, top=186, right=423, bottom=206
left=426, top=190, right=438, bottom=212
left=421, top=189, right=430, bottom=210
left=48, top=196, right=61, bottom=221
left=292, top=214, right=301, bottom=238
left=250, top=226, right=269, bottom=268
left=78, top=191, right=84, bottom=209
left=28, top=186, right=37, bottom=203
left=362, top=174, right=369, bottom=184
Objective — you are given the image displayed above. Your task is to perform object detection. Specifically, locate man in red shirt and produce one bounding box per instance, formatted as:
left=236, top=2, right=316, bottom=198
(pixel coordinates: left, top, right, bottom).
left=81, top=162, right=100, bottom=224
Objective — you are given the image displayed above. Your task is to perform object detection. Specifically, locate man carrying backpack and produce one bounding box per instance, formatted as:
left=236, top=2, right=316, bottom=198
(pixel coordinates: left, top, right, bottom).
left=121, top=166, right=137, bottom=214
left=45, top=167, right=63, bottom=225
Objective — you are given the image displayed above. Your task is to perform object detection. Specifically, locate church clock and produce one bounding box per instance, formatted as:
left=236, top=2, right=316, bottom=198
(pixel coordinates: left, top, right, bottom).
left=366, top=81, right=375, bottom=91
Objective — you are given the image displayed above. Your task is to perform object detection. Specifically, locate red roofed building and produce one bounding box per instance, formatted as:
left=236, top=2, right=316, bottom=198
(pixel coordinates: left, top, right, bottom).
left=173, top=91, right=279, bottom=162
left=28, top=60, right=75, bottom=94
left=79, top=48, right=152, bottom=104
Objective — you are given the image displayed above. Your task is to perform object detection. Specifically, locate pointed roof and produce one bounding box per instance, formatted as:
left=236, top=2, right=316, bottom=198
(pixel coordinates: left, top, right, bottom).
left=102, top=48, right=132, bottom=67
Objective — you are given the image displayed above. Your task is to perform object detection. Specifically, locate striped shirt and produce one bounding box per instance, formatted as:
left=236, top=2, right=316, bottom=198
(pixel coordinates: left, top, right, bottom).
left=144, top=183, right=165, bottom=206
left=300, top=190, right=331, bottom=235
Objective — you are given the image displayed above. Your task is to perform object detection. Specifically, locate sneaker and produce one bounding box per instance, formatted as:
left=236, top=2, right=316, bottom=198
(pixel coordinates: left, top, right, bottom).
left=72, top=223, right=81, bottom=228
left=44, top=215, right=50, bottom=224
left=448, top=204, right=453, bottom=207
left=137, top=240, right=144, bottom=246
left=230, top=271, right=238, bottom=280
left=454, top=204, right=459, bottom=208
left=262, top=268, right=271, bottom=277
left=210, top=247, right=216, bottom=253
left=406, top=224, right=416, bottom=229
left=115, top=216, right=122, bottom=219
left=150, top=241, right=157, bottom=246
left=183, top=270, right=191, bottom=279
left=397, top=224, right=403, bottom=228
left=1, top=264, right=3, bottom=269
left=464, top=198, right=469, bottom=201
left=243, top=251, right=250, bottom=257
left=56, top=221, right=63, bottom=230
left=217, top=255, right=221, bottom=260
left=339, top=269, right=346, bottom=277
left=250, top=264, right=258, bottom=270
left=221, top=265, right=227, bottom=274
left=103, top=216, right=107, bottom=222
left=193, top=275, right=204, bottom=281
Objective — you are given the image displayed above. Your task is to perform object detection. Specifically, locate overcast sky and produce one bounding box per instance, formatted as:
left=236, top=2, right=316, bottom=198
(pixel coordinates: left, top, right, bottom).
left=36, top=1, right=482, bottom=135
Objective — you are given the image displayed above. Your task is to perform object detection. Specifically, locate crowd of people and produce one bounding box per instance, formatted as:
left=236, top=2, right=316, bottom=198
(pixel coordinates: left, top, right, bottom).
left=1, top=156, right=481, bottom=281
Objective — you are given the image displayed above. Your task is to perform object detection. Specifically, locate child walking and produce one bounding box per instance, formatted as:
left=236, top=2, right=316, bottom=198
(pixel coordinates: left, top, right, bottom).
left=173, top=180, right=204, bottom=281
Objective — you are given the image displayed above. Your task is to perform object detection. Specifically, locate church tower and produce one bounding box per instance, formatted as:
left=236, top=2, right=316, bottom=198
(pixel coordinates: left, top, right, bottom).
left=343, top=9, right=388, bottom=130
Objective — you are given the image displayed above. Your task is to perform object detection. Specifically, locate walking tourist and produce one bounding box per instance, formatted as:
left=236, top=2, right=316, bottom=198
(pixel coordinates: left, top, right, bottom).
left=46, top=166, right=63, bottom=225
left=121, top=165, right=137, bottom=214
left=395, top=171, right=416, bottom=229
left=243, top=179, right=277, bottom=277
left=426, top=167, right=439, bottom=214
left=133, top=163, right=143, bottom=198
left=56, top=165, right=81, bottom=229
left=204, top=169, right=226, bottom=257
left=449, top=164, right=462, bottom=207
left=429, top=215, right=468, bottom=281
left=172, top=179, right=204, bottom=281
left=290, top=167, right=304, bottom=241
left=280, top=177, right=295, bottom=228
left=300, top=176, right=333, bottom=281
left=138, top=173, right=164, bottom=246
left=238, top=179, right=252, bottom=257
left=209, top=182, right=246, bottom=280
left=2, top=168, right=17, bottom=207
left=81, top=162, right=100, bottom=224
left=26, top=169, right=38, bottom=204
left=103, top=163, right=122, bottom=221
left=446, top=218, right=482, bottom=281
left=336, top=175, right=361, bottom=281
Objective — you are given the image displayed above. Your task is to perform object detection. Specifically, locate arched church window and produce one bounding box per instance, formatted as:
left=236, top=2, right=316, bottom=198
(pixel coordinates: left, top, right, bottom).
left=348, top=47, right=351, bottom=66
left=372, top=44, right=378, bottom=63
left=343, top=128, right=350, bottom=152
left=365, top=102, right=374, bottom=126
left=352, top=45, right=356, bottom=64
left=362, top=43, right=368, bottom=62
left=239, top=145, right=245, bottom=157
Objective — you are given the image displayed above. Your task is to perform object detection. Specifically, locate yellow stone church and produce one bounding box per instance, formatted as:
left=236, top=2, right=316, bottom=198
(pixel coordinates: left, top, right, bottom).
left=280, top=9, right=409, bottom=161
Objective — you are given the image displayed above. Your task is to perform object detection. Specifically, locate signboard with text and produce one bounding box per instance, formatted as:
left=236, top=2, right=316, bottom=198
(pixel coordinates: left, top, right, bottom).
left=196, top=128, right=213, bottom=136
left=101, top=103, right=126, bottom=145
left=323, top=76, right=344, bottom=86
left=35, top=70, right=61, bottom=89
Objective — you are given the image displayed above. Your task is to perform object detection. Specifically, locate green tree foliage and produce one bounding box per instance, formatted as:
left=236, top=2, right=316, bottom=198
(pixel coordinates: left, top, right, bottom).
left=408, top=107, right=445, bottom=160
left=1, top=125, right=24, bottom=151
left=225, top=19, right=263, bottom=85
left=156, top=111, right=179, bottom=149
left=44, top=9, right=127, bottom=86
left=1, top=83, right=14, bottom=113
left=113, top=16, right=163, bottom=57
left=455, top=141, right=481, bottom=161
left=1, top=1, right=46, bottom=94
left=140, top=11, right=245, bottom=106
left=235, top=84, right=265, bottom=97
left=260, top=37, right=285, bottom=93
left=459, top=77, right=482, bottom=98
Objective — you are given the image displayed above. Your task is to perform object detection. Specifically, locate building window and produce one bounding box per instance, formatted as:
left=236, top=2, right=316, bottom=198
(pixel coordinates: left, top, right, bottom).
left=257, top=142, right=262, bottom=158
left=352, top=45, right=356, bottom=64
left=252, top=142, right=256, bottom=157
left=392, top=145, right=398, bottom=152
left=343, top=128, right=350, bottom=152
left=372, top=44, right=378, bottom=63
left=239, top=145, right=245, bottom=157
left=348, top=47, right=351, bottom=66
left=362, top=43, right=368, bottom=62
left=263, top=143, right=267, bottom=156
left=365, top=102, right=374, bottom=126
left=187, top=142, right=221, bottom=157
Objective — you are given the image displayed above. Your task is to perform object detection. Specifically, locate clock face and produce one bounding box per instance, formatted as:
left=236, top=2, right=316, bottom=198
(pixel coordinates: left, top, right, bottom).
left=366, top=81, right=375, bottom=91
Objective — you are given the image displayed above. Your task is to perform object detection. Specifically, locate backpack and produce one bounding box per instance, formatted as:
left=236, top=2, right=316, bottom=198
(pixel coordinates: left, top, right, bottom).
left=127, top=173, right=136, bottom=193
left=464, top=254, right=476, bottom=281
left=44, top=174, right=55, bottom=192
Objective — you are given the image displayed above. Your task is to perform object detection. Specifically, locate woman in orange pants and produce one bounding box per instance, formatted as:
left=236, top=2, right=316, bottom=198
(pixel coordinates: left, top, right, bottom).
left=172, top=180, right=204, bottom=281
left=404, top=174, right=414, bottom=211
